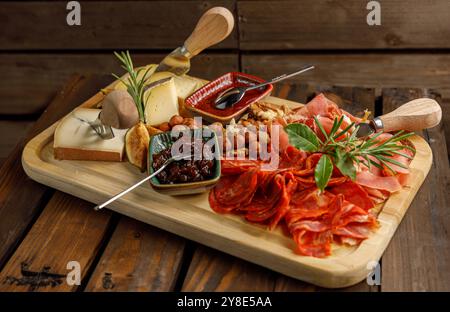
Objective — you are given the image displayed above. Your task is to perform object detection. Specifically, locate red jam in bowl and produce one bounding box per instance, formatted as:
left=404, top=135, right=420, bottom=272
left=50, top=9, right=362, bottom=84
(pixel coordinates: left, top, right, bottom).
left=184, top=72, right=273, bottom=121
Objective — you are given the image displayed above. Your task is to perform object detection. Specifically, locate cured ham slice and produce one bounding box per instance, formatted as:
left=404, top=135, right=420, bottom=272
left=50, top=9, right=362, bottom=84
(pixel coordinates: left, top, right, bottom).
left=329, top=181, right=374, bottom=211
left=356, top=171, right=403, bottom=192
left=288, top=194, right=377, bottom=257
left=209, top=93, right=412, bottom=258
left=220, top=159, right=261, bottom=175
left=301, top=93, right=342, bottom=118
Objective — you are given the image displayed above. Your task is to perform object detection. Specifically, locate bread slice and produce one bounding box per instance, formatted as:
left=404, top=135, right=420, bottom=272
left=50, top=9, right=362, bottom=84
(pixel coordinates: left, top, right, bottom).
left=54, top=108, right=128, bottom=161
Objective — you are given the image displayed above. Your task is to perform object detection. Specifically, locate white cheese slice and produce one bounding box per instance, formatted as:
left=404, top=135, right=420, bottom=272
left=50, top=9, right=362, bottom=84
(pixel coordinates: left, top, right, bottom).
left=144, top=77, right=179, bottom=126
left=54, top=108, right=128, bottom=161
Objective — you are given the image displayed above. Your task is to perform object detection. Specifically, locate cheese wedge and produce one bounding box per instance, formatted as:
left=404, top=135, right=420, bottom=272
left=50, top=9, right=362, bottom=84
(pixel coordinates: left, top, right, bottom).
left=54, top=108, right=128, bottom=161
left=174, top=75, right=205, bottom=100
left=114, top=64, right=157, bottom=91
left=144, top=77, right=179, bottom=126
left=113, top=64, right=205, bottom=101
left=148, top=71, right=205, bottom=100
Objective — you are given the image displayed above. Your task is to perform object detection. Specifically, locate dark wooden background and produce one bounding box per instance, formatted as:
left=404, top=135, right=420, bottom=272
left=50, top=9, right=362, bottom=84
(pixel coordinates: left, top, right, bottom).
left=0, top=0, right=449, bottom=292
left=1, top=0, right=450, bottom=165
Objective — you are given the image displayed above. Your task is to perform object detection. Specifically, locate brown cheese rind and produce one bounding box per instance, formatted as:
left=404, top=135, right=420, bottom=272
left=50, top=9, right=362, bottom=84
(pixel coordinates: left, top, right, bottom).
left=54, top=147, right=123, bottom=162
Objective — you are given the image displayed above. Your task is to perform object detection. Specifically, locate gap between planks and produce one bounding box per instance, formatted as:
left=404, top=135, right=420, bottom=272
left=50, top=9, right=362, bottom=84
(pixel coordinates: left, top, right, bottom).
left=0, top=74, right=118, bottom=281
left=0, top=74, right=95, bottom=270
left=380, top=88, right=450, bottom=291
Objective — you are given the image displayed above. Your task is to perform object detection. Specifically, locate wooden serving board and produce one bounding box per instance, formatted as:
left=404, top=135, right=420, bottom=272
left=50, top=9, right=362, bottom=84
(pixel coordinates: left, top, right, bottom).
left=21, top=86, right=432, bottom=288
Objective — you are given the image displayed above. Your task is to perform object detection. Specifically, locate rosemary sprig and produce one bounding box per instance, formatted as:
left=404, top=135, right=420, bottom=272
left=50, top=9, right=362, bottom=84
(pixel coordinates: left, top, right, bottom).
left=112, top=51, right=152, bottom=123
left=312, top=115, right=414, bottom=170
left=285, top=116, right=416, bottom=190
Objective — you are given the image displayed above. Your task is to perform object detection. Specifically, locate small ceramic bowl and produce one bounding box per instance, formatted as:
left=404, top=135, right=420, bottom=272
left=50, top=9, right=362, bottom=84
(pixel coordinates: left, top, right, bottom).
left=184, top=72, right=273, bottom=124
left=148, top=129, right=221, bottom=195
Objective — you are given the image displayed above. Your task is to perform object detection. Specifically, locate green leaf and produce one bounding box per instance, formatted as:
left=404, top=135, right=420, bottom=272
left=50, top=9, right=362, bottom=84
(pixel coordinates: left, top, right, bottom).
left=335, top=153, right=356, bottom=180
left=285, top=123, right=320, bottom=152
left=315, top=154, right=333, bottom=192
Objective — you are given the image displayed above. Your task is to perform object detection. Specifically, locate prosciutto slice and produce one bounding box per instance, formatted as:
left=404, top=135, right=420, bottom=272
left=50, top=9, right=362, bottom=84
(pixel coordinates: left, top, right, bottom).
left=209, top=93, right=413, bottom=258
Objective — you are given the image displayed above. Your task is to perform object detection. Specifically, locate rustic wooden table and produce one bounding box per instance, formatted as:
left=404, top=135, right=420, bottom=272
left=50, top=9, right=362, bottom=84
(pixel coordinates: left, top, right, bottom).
left=0, top=74, right=448, bottom=292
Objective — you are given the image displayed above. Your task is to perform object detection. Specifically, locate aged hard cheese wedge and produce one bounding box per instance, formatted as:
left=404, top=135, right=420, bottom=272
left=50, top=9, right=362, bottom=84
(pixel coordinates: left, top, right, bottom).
left=174, top=75, right=205, bottom=100
left=114, top=64, right=157, bottom=91
left=144, top=77, right=179, bottom=126
left=148, top=71, right=204, bottom=100
left=54, top=108, right=127, bottom=161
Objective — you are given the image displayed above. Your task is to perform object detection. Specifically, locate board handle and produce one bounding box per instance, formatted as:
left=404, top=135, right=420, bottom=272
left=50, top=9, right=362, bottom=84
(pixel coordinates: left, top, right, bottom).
left=184, top=7, right=234, bottom=57
left=378, top=98, right=442, bottom=132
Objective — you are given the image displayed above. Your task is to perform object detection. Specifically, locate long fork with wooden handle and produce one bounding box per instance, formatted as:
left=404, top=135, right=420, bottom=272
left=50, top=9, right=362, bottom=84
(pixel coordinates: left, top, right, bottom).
left=355, top=98, right=442, bottom=137
left=155, top=6, right=235, bottom=75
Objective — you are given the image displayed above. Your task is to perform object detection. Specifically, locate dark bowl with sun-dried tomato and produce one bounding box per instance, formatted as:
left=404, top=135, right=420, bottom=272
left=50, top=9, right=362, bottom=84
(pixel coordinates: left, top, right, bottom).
left=148, top=128, right=221, bottom=195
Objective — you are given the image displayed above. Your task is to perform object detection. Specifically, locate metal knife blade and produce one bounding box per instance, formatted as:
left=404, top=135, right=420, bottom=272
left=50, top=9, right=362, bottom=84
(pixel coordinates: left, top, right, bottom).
left=155, top=46, right=191, bottom=76
left=355, top=118, right=383, bottom=138
left=354, top=122, right=375, bottom=138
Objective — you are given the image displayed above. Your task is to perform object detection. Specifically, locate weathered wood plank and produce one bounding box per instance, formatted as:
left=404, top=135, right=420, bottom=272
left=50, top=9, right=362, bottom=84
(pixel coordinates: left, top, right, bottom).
left=423, top=91, right=450, bottom=290
left=242, top=53, right=450, bottom=152
left=0, top=192, right=112, bottom=292
left=242, top=54, right=450, bottom=99
left=85, top=217, right=185, bottom=292
left=182, top=246, right=276, bottom=291
left=0, top=120, right=34, bottom=160
left=0, top=1, right=237, bottom=50
left=380, top=88, right=450, bottom=291
left=0, top=53, right=239, bottom=115
left=440, top=98, right=450, bottom=156
left=0, top=74, right=112, bottom=269
left=238, top=0, right=450, bottom=50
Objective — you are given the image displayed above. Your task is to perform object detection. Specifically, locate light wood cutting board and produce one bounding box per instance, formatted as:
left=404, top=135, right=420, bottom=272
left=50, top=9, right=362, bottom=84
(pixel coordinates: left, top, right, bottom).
left=21, top=81, right=432, bottom=288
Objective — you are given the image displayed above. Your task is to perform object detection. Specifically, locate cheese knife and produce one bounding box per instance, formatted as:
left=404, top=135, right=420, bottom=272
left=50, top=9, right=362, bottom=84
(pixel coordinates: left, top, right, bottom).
left=92, top=7, right=234, bottom=139
left=355, top=98, right=442, bottom=137
left=155, top=6, right=235, bottom=75
left=75, top=112, right=115, bottom=140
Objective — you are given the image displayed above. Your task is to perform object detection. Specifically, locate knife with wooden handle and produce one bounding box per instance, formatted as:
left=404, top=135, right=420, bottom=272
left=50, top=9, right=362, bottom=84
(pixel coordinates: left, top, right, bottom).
left=155, top=6, right=235, bottom=75
left=355, top=98, right=442, bottom=137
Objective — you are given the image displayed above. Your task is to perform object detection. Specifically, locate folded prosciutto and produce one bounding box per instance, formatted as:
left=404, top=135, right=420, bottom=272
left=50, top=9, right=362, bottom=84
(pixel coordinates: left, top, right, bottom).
left=209, top=94, right=415, bottom=257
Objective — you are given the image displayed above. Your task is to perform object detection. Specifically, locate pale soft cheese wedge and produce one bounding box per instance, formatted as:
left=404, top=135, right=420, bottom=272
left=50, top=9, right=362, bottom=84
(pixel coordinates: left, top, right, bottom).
left=54, top=108, right=128, bottom=161
left=144, top=77, right=179, bottom=126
